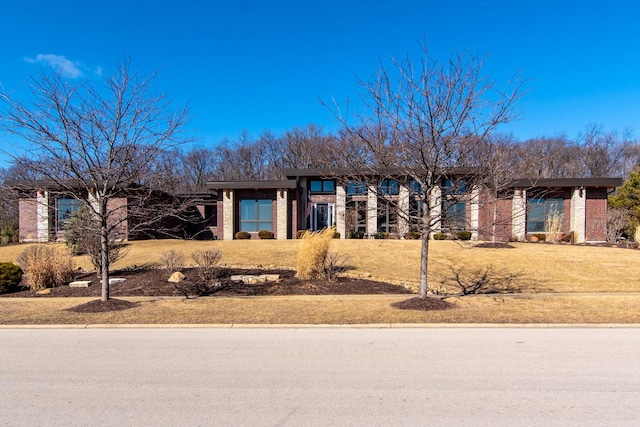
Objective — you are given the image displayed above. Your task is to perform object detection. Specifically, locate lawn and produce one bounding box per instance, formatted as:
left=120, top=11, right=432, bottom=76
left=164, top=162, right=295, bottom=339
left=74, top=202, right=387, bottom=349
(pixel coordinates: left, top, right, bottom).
left=1, top=239, right=639, bottom=325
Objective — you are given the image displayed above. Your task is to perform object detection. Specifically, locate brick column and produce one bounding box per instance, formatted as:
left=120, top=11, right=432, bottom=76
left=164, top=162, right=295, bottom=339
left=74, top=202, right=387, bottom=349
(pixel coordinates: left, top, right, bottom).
left=335, top=185, right=346, bottom=239
left=470, top=185, right=479, bottom=240
left=512, top=189, right=526, bottom=241
left=36, top=190, right=50, bottom=242
left=276, top=188, right=288, bottom=240
left=366, top=185, right=377, bottom=238
left=397, top=184, right=410, bottom=237
left=570, top=187, right=586, bottom=243
left=222, top=189, right=234, bottom=240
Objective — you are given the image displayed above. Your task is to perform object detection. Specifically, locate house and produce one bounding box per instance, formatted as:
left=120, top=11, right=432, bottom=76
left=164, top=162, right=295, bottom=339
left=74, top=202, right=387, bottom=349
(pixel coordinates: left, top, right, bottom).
left=11, top=170, right=622, bottom=244
left=10, top=180, right=216, bottom=242
left=206, top=169, right=622, bottom=243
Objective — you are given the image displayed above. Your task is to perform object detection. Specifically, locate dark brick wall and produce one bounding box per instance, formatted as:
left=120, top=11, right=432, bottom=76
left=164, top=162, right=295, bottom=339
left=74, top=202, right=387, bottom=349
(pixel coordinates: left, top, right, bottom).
left=18, top=198, right=38, bottom=242
left=585, top=188, right=608, bottom=242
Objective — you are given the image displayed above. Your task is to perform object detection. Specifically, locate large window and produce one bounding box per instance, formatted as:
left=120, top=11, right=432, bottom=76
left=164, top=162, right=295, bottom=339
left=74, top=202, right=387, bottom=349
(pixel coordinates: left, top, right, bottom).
left=527, top=198, right=563, bottom=233
left=240, top=199, right=273, bottom=232
left=345, top=200, right=367, bottom=234
left=346, top=181, right=367, bottom=196
left=309, top=179, right=335, bottom=194
left=443, top=201, right=466, bottom=230
left=443, top=179, right=467, bottom=196
left=377, top=200, right=398, bottom=233
left=56, top=197, right=82, bottom=232
left=379, top=179, right=399, bottom=195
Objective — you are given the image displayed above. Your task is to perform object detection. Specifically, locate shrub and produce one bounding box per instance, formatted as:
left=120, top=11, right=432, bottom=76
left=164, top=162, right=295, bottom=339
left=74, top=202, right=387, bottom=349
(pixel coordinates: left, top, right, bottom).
left=545, top=211, right=564, bottom=243
left=0, top=262, right=23, bottom=294
left=296, top=230, right=309, bottom=239
left=324, top=251, right=350, bottom=281
left=456, top=231, right=472, bottom=241
left=433, top=233, right=447, bottom=240
left=373, top=232, right=389, bottom=239
left=258, top=230, right=274, bottom=239
left=235, top=231, right=251, bottom=240
left=159, top=250, right=187, bottom=271
left=191, top=248, right=223, bottom=282
left=332, top=231, right=340, bottom=239
left=531, top=233, right=546, bottom=243
left=349, top=230, right=364, bottom=239
left=404, top=231, right=422, bottom=240
left=17, top=245, right=75, bottom=290
left=296, top=228, right=335, bottom=279
left=0, top=223, right=19, bottom=245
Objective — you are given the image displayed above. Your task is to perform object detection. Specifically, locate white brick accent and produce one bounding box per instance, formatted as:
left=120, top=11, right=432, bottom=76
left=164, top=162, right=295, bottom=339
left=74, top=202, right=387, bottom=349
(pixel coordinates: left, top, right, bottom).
left=470, top=185, right=479, bottom=240
left=335, top=185, right=346, bottom=239
left=36, top=190, right=49, bottom=242
left=276, top=189, right=288, bottom=240
left=397, top=184, right=410, bottom=237
left=512, top=189, right=526, bottom=241
left=570, top=187, right=586, bottom=243
left=223, top=190, right=234, bottom=240
left=367, top=185, right=378, bottom=237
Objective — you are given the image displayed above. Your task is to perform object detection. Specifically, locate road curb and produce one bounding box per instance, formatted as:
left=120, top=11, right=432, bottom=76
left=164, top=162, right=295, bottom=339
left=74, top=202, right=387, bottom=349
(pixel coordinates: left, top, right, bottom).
left=2, top=323, right=640, bottom=329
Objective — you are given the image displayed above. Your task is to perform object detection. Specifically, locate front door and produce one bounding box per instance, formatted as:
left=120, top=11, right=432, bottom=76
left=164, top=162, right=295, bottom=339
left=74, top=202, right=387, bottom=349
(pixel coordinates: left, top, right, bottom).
left=311, top=203, right=334, bottom=231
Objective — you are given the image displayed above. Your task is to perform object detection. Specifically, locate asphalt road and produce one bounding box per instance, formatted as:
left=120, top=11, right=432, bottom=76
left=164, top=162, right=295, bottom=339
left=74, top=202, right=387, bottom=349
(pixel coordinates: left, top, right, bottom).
left=1, top=327, right=639, bottom=426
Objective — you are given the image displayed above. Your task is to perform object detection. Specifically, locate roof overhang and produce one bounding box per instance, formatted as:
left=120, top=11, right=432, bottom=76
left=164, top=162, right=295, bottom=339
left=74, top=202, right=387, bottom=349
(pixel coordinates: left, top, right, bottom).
left=206, top=180, right=298, bottom=191
left=509, top=178, right=623, bottom=189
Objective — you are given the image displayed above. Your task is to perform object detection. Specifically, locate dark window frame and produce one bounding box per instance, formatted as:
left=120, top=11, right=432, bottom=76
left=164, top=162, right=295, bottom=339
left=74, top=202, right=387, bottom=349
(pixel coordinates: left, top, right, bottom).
left=309, top=179, right=336, bottom=194
left=239, top=199, right=273, bottom=232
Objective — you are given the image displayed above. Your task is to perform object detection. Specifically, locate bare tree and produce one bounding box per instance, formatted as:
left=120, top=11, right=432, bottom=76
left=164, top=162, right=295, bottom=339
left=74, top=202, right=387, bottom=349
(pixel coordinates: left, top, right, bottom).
left=578, top=123, right=626, bottom=178
left=0, top=58, right=192, bottom=301
left=470, top=134, right=527, bottom=243
left=327, top=46, right=523, bottom=298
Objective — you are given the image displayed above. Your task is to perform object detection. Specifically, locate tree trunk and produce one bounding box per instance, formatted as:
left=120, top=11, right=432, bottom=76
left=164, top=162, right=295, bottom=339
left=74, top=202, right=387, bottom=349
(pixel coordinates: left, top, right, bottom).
left=100, top=201, right=110, bottom=301
left=419, top=235, right=430, bottom=298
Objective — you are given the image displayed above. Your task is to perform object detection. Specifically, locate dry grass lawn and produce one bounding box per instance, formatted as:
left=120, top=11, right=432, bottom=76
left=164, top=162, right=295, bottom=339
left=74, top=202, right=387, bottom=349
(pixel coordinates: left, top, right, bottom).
left=1, top=239, right=639, bottom=325
left=2, top=295, right=640, bottom=325
left=1, top=239, right=636, bottom=293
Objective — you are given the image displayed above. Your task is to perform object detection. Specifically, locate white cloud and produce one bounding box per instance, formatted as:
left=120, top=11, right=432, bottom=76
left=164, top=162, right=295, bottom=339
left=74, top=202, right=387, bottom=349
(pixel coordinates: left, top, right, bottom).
left=24, top=54, right=84, bottom=78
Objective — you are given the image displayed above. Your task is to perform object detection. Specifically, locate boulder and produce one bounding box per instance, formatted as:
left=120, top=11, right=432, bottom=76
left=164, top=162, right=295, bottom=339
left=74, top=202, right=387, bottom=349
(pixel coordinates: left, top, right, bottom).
left=168, top=271, right=186, bottom=283
left=69, top=280, right=91, bottom=288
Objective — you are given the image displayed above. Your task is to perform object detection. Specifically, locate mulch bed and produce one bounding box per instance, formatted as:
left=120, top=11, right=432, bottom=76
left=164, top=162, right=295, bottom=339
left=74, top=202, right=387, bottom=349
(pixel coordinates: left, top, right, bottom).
left=390, top=296, right=454, bottom=311
left=3, top=267, right=414, bottom=298
left=3, top=267, right=452, bottom=313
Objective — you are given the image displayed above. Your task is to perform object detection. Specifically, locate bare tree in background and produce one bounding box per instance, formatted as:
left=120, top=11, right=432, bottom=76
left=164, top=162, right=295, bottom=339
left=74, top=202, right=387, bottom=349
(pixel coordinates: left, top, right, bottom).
left=327, top=46, right=524, bottom=298
left=0, top=58, right=192, bottom=301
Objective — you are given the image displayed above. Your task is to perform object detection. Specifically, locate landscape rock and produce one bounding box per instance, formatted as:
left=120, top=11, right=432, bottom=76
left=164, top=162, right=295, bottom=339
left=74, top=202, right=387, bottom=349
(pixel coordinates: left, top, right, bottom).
left=69, top=280, right=91, bottom=288
left=168, top=272, right=186, bottom=283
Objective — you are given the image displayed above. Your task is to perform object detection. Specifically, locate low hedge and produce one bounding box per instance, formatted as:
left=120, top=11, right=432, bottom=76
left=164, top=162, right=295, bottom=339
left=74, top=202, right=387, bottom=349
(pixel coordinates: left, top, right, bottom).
left=235, top=231, right=251, bottom=240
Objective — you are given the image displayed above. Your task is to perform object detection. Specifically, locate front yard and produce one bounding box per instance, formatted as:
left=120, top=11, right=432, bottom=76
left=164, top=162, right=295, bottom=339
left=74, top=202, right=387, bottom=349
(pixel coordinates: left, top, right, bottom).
left=1, top=239, right=639, bottom=324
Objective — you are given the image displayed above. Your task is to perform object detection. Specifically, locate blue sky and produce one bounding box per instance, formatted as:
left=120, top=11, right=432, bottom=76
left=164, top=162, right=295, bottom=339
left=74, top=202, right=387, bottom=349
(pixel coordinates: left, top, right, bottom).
left=1, top=0, right=640, bottom=168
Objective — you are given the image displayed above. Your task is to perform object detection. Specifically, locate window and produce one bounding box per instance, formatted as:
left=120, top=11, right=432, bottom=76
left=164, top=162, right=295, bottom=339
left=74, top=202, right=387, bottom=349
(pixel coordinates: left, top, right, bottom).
left=409, top=179, right=424, bottom=195
left=443, top=179, right=467, bottom=196
left=377, top=200, right=398, bottom=233
left=345, top=200, right=367, bottom=234
left=346, top=181, right=367, bottom=196
left=409, top=198, right=426, bottom=230
left=309, top=179, right=335, bottom=194
left=379, top=179, right=399, bottom=196
left=443, top=201, right=466, bottom=230
left=240, top=199, right=273, bottom=232
left=56, top=197, right=82, bottom=231
left=527, top=198, right=563, bottom=233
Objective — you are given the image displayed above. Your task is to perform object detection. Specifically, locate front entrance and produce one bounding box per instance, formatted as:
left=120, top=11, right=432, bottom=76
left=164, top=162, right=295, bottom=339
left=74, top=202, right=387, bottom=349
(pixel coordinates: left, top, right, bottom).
left=311, top=203, right=335, bottom=231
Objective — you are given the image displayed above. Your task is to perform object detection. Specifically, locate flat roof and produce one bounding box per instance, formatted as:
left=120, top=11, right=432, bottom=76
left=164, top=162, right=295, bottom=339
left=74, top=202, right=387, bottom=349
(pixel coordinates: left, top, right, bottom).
left=206, top=180, right=298, bottom=190
left=509, top=178, right=623, bottom=188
